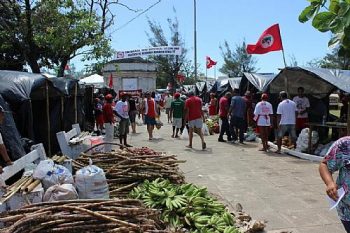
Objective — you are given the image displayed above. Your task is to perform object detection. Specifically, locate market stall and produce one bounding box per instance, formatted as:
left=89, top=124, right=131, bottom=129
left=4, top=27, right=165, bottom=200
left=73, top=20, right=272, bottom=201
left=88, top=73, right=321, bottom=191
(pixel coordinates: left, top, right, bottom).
left=269, top=66, right=350, bottom=159
left=0, top=71, right=63, bottom=156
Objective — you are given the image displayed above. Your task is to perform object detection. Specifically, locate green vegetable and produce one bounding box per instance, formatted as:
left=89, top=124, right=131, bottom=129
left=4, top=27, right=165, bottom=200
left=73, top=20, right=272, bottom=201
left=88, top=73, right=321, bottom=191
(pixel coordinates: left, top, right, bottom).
left=130, top=178, right=238, bottom=232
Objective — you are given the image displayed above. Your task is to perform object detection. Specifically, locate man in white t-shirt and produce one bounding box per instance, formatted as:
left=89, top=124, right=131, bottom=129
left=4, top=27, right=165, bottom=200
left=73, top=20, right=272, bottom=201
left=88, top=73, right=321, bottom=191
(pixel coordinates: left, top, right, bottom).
left=164, top=92, right=173, bottom=123
left=115, top=93, right=131, bottom=148
left=0, top=105, right=13, bottom=173
left=293, top=87, right=310, bottom=133
left=276, top=91, right=297, bottom=153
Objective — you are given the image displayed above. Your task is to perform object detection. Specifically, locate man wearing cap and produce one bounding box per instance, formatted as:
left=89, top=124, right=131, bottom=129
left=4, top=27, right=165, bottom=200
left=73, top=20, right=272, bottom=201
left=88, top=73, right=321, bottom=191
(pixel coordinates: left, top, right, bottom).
left=170, top=93, right=184, bottom=138
left=115, top=93, right=132, bottom=148
left=103, top=94, right=115, bottom=152
left=185, top=92, right=206, bottom=150
left=0, top=106, right=13, bottom=173
left=276, top=91, right=297, bottom=153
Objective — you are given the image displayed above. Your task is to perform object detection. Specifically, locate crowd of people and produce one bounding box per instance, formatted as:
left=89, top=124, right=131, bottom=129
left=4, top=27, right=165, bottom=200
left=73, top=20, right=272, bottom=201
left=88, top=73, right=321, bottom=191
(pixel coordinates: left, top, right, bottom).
left=91, top=87, right=316, bottom=153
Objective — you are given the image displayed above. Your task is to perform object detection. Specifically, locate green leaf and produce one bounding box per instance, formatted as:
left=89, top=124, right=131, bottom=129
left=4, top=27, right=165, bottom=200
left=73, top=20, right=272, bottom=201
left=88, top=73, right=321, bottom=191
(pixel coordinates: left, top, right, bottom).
left=299, top=5, right=318, bottom=23
left=330, top=0, right=340, bottom=13
left=312, top=12, right=336, bottom=32
left=328, top=35, right=341, bottom=48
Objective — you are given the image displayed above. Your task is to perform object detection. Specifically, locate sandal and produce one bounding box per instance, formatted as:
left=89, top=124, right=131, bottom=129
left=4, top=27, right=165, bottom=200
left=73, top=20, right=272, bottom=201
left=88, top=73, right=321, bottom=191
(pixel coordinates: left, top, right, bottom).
left=202, top=142, right=206, bottom=150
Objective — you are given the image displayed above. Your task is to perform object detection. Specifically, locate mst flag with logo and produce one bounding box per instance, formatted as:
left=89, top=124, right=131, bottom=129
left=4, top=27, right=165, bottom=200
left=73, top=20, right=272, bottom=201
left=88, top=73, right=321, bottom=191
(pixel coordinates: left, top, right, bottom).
left=246, top=24, right=283, bottom=54
left=206, top=56, right=217, bottom=69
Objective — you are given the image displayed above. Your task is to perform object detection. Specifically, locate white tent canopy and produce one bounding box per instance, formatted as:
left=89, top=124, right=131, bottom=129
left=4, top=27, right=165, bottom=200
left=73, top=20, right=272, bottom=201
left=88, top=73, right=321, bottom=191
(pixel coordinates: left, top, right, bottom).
left=79, top=74, right=105, bottom=87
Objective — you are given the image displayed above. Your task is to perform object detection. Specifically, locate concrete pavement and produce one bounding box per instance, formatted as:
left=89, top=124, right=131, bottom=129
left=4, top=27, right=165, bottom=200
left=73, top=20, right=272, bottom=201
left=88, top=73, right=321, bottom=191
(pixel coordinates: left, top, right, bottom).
left=124, top=117, right=344, bottom=233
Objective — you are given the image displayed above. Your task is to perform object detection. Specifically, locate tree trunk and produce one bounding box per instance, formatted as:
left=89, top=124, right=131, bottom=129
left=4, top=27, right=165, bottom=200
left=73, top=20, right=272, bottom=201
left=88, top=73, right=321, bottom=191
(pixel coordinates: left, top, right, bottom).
left=58, top=60, right=68, bottom=77
left=27, top=56, right=40, bottom=73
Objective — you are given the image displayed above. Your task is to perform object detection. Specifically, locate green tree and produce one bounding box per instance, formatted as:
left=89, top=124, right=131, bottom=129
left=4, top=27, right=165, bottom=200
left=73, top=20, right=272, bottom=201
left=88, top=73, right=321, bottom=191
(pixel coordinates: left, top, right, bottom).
left=299, top=0, right=350, bottom=57
left=219, top=40, right=258, bottom=77
left=146, top=11, right=187, bottom=89
left=307, top=47, right=350, bottom=69
left=0, top=0, right=126, bottom=76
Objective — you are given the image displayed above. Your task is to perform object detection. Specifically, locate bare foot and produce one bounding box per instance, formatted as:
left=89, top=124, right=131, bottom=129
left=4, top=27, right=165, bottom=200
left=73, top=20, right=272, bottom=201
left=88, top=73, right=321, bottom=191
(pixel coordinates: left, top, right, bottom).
left=186, top=145, right=192, bottom=148
left=6, top=161, right=13, bottom=166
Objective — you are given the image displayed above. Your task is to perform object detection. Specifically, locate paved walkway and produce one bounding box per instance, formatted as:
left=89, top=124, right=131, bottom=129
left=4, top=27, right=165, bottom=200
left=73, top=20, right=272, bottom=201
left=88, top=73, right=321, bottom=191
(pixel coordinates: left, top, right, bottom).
left=122, top=117, right=344, bottom=233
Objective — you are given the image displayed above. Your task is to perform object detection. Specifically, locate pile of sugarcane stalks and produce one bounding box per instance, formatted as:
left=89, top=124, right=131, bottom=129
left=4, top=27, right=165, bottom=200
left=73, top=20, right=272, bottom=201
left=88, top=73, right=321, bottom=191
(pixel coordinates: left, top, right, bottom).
left=0, top=199, right=169, bottom=233
left=72, top=149, right=186, bottom=198
left=51, top=155, right=67, bottom=164
left=0, top=176, right=41, bottom=204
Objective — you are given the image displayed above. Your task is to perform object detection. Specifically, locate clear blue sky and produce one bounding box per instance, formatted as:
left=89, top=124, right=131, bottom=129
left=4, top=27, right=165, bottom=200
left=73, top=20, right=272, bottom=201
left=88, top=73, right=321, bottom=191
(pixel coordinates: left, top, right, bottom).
left=74, top=0, right=331, bottom=76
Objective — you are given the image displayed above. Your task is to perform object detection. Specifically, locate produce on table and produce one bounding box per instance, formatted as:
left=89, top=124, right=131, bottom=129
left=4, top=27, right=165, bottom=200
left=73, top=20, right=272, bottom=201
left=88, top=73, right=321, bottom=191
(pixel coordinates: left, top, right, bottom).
left=72, top=148, right=185, bottom=198
left=206, top=117, right=220, bottom=135
left=130, top=178, right=239, bottom=233
left=0, top=199, right=168, bottom=233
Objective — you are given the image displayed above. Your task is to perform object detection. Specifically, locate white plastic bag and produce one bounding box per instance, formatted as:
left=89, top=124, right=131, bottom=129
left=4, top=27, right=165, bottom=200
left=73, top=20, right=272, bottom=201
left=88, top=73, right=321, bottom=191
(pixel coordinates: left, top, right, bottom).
left=43, top=184, right=78, bottom=202
left=202, top=123, right=210, bottom=136
left=33, top=160, right=74, bottom=190
left=75, top=160, right=109, bottom=199
left=180, top=127, right=189, bottom=140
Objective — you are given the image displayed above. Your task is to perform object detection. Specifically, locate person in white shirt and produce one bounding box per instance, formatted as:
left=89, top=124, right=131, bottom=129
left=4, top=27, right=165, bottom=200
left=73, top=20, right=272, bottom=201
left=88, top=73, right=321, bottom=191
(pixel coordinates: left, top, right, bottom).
left=164, top=92, right=173, bottom=123
left=0, top=105, right=13, bottom=173
left=293, top=87, right=310, bottom=133
left=254, top=93, right=273, bottom=152
left=276, top=91, right=297, bottom=153
left=115, top=93, right=131, bottom=148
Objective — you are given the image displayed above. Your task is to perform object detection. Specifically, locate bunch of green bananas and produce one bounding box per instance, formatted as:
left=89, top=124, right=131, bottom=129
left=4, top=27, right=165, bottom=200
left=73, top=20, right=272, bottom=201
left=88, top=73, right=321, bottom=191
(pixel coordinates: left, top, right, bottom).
left=130, top=179, right=238, bottom=232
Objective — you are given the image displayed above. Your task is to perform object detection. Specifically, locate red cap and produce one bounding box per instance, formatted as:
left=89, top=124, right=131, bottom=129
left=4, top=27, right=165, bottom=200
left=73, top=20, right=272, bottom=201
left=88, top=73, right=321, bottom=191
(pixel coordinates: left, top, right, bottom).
left=261, top=93, right=268, bottom=100
left=174, top=92, right=180, bottom=98
left=105, top=94, right=113, bottom=100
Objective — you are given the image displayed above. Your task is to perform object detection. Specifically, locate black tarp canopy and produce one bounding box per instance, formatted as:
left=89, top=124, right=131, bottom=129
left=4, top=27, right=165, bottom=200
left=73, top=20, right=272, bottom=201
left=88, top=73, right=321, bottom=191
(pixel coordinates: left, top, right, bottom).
left=269, top=67, right=350, bottom=98
left=0, top=70, right=63, bottom=155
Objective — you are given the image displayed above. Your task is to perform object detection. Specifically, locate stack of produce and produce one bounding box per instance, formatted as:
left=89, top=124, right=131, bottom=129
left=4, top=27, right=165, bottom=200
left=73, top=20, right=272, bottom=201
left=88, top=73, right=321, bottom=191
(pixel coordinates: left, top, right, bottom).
left=50, top=155, right=68, bottom=164
left=0, top=199, right=168, bottom=233
left=130, top=178, right=239, bottom=233
left=0, top=176, right=41, bottom=203
left=72, top=147, right=185, bottom=198
left=206, top=117, right=220, bottom=134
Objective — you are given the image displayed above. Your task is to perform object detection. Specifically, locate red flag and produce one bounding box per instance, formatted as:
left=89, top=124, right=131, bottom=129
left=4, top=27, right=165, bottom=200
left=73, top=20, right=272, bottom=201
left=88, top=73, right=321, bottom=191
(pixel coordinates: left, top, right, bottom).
left=108, top=73, right=113, bottom=88
left=64, top=64, right=70, bottom=70
left=246, top=24, right=283, bottom=54
left=176, top=73, right=185, bottom=83
left=206, top=56, right=217, bottom=69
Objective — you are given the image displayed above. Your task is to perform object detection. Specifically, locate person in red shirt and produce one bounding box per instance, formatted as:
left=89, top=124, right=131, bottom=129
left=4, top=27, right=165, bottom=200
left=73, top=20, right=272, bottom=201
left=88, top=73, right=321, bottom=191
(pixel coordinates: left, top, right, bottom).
left=185, top=92, right=206, bottom=150
left=218, top=92, right=232, bottom=142
left=208, top=93, right=217, bottom=117
left=103, top=94, right=115, bottom=152
left=143, top=92, right=158, bottom=140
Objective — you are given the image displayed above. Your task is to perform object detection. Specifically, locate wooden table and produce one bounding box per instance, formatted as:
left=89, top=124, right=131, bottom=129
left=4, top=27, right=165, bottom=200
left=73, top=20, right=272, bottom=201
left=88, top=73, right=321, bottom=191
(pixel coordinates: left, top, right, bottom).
left=307, top=122, right=347, bottom=154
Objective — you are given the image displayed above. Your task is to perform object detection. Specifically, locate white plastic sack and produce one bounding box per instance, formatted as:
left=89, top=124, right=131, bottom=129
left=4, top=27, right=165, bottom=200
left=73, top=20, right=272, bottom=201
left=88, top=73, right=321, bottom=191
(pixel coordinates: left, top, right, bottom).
left=33, top=160, right=74, bottom=190
left=202, top=123, right=210, bottom=136
left=180, top=127, right=189, bottom=140
left=75, top=160, right=109, bottom=199
left=43, top=184, right=78, bottom=202
left=33, top=160, right=55, bottom=180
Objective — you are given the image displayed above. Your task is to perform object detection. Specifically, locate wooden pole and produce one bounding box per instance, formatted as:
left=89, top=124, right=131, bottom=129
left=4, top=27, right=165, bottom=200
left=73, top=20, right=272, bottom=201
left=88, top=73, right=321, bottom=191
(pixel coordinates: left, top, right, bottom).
left=74, top=82, right=78, bottom=123
left=46, top=81, right=51, bottom=156
left=347, top=99, right=350, bottom=135
left=61, top=96, right=64, bottom=130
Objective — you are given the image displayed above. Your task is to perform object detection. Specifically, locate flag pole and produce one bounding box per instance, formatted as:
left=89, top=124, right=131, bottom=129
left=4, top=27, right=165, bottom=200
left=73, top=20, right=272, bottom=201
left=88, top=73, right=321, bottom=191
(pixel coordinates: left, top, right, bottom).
left=205, top=62, right=208, bottom=83
left=194, top=0, right=197, bottom=82
left=277, top=24, right=288, bottom=93
left=214, top=65, right=217, bottom=79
